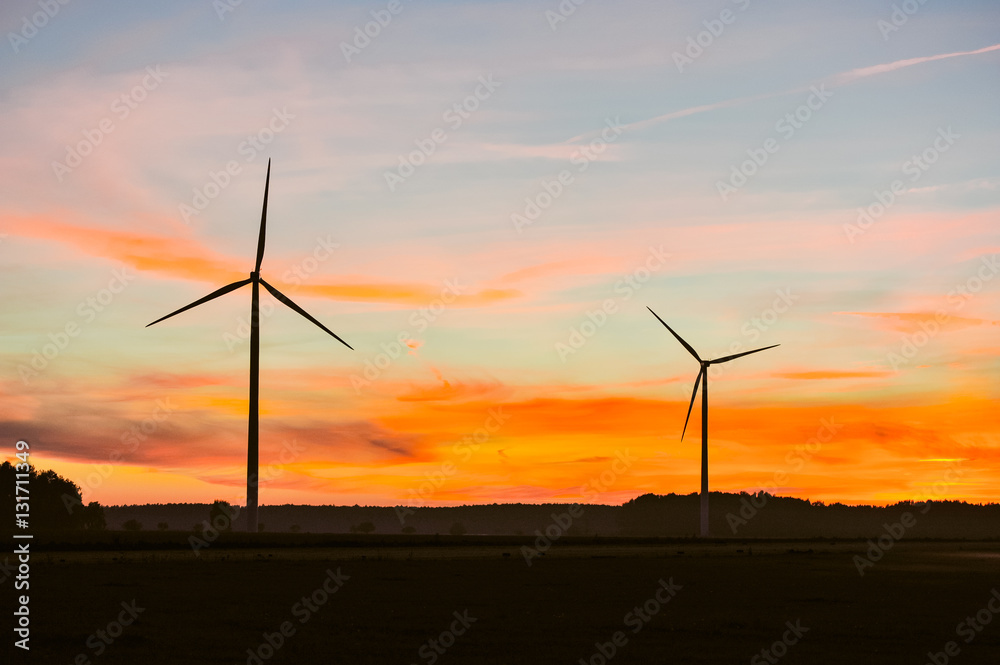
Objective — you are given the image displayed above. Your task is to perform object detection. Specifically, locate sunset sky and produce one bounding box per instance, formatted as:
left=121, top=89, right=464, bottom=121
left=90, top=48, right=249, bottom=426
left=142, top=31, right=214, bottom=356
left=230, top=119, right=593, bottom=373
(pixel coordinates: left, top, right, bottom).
left=2, top=0, right=998, bottom=510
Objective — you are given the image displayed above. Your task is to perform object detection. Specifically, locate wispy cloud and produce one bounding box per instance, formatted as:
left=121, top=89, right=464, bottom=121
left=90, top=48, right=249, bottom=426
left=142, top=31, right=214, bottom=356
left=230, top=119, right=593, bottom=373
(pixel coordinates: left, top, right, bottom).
left=7, top=214, right=521, bottom=307
left=592, top=43, right=1000, bottom=140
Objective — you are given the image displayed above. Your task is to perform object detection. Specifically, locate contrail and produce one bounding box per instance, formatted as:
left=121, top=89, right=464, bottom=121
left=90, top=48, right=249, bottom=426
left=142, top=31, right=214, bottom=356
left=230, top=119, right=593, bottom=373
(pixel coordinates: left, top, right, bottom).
left=568, top=43, right=1000, bottom=143
left=832, top=42, right=1000, bottom=84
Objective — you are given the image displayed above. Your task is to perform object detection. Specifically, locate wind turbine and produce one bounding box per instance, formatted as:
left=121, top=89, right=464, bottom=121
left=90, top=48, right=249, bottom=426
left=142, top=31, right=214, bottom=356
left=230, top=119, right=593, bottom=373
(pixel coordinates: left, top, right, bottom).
left=147, top=160, right=353, bottom=533
left=647, top=307, right=778, bottom=537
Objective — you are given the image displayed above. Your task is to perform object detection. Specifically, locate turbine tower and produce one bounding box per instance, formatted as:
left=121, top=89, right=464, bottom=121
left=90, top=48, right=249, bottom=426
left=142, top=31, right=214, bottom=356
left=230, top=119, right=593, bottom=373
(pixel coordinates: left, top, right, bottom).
left=147, top=160, right=353, bottom=533
left=647, top=306, right=778, bottom=537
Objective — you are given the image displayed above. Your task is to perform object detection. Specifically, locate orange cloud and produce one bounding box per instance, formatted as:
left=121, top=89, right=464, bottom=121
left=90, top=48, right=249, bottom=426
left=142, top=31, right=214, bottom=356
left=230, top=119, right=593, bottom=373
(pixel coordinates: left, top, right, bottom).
left=7, top=214, right=521, bottom=307
left=840, top=311, right=999, bottom=332
left=396, top=377, right=506, bottom=403
left=7, top=365, right=999, bottom=506
left=774, top=370, right=891, bottom=380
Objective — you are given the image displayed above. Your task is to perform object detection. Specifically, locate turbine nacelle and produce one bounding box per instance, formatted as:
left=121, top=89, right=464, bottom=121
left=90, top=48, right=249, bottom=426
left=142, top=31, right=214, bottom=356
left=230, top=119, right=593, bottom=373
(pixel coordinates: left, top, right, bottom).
left=647, top=306, right=778, bottom=441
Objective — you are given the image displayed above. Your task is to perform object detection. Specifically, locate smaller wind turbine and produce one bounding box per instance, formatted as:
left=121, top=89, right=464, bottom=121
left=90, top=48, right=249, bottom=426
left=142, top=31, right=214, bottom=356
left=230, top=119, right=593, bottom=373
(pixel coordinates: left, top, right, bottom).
left=647, top=306, right=778, bottom=537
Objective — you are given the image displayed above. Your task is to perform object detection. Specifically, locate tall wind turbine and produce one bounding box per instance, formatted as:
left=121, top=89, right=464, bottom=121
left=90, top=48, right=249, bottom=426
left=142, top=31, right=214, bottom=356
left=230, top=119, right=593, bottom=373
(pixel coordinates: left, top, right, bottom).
left=647, top=307, right=778, bottom=537
left=147, top=160, right=353, bottom=533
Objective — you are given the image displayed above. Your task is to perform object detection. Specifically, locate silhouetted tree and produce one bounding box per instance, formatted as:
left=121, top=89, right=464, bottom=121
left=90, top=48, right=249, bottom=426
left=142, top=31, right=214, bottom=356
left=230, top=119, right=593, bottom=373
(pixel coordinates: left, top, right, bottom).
left=157, top=522, right=169, bottom=531
left=402, top=525, right=416, bottom=534
left=449, top=521, right=467, bottom=536
left=82, top=502, right=107, bottom=531
left=122, top=519, right=142, bottom=532
left=208, top=500, right=236, bottom=532
left=0, top=462, right=85, bottom=531
left=351, top=521, right=375, bottom=534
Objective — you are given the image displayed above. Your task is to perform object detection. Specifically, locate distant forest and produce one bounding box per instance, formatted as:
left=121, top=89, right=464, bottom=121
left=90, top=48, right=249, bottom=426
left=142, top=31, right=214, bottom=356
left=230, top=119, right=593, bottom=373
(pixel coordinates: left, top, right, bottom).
left=101, top=494, right=1000, bottom=539
left=3, top=463, right=998, bottom=539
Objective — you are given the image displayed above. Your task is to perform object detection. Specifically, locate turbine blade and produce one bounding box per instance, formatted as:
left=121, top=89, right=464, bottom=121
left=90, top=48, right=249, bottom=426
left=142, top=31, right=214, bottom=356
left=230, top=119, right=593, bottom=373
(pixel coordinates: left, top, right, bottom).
left=259, top=278, right=353, bottom=350
left=710, top=343, right=780, bottom=365
left=146, top=278, right=252, bottom=327
left=681, top=367, right=704, bottom=441
left=647, top=307, right=701, bottom=362
left=254, top=159, right=270, bottom=273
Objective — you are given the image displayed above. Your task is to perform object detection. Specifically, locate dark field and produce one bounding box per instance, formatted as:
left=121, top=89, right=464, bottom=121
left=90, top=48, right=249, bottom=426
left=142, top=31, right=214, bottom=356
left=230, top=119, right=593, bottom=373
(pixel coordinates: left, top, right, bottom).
left=13, top=538, right=1000, bottom=664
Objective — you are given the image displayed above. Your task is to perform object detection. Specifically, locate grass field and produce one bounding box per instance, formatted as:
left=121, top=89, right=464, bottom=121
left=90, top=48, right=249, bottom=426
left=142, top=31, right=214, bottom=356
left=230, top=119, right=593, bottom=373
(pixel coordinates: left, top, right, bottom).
left=10, top=537, right=1000, bottom=664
